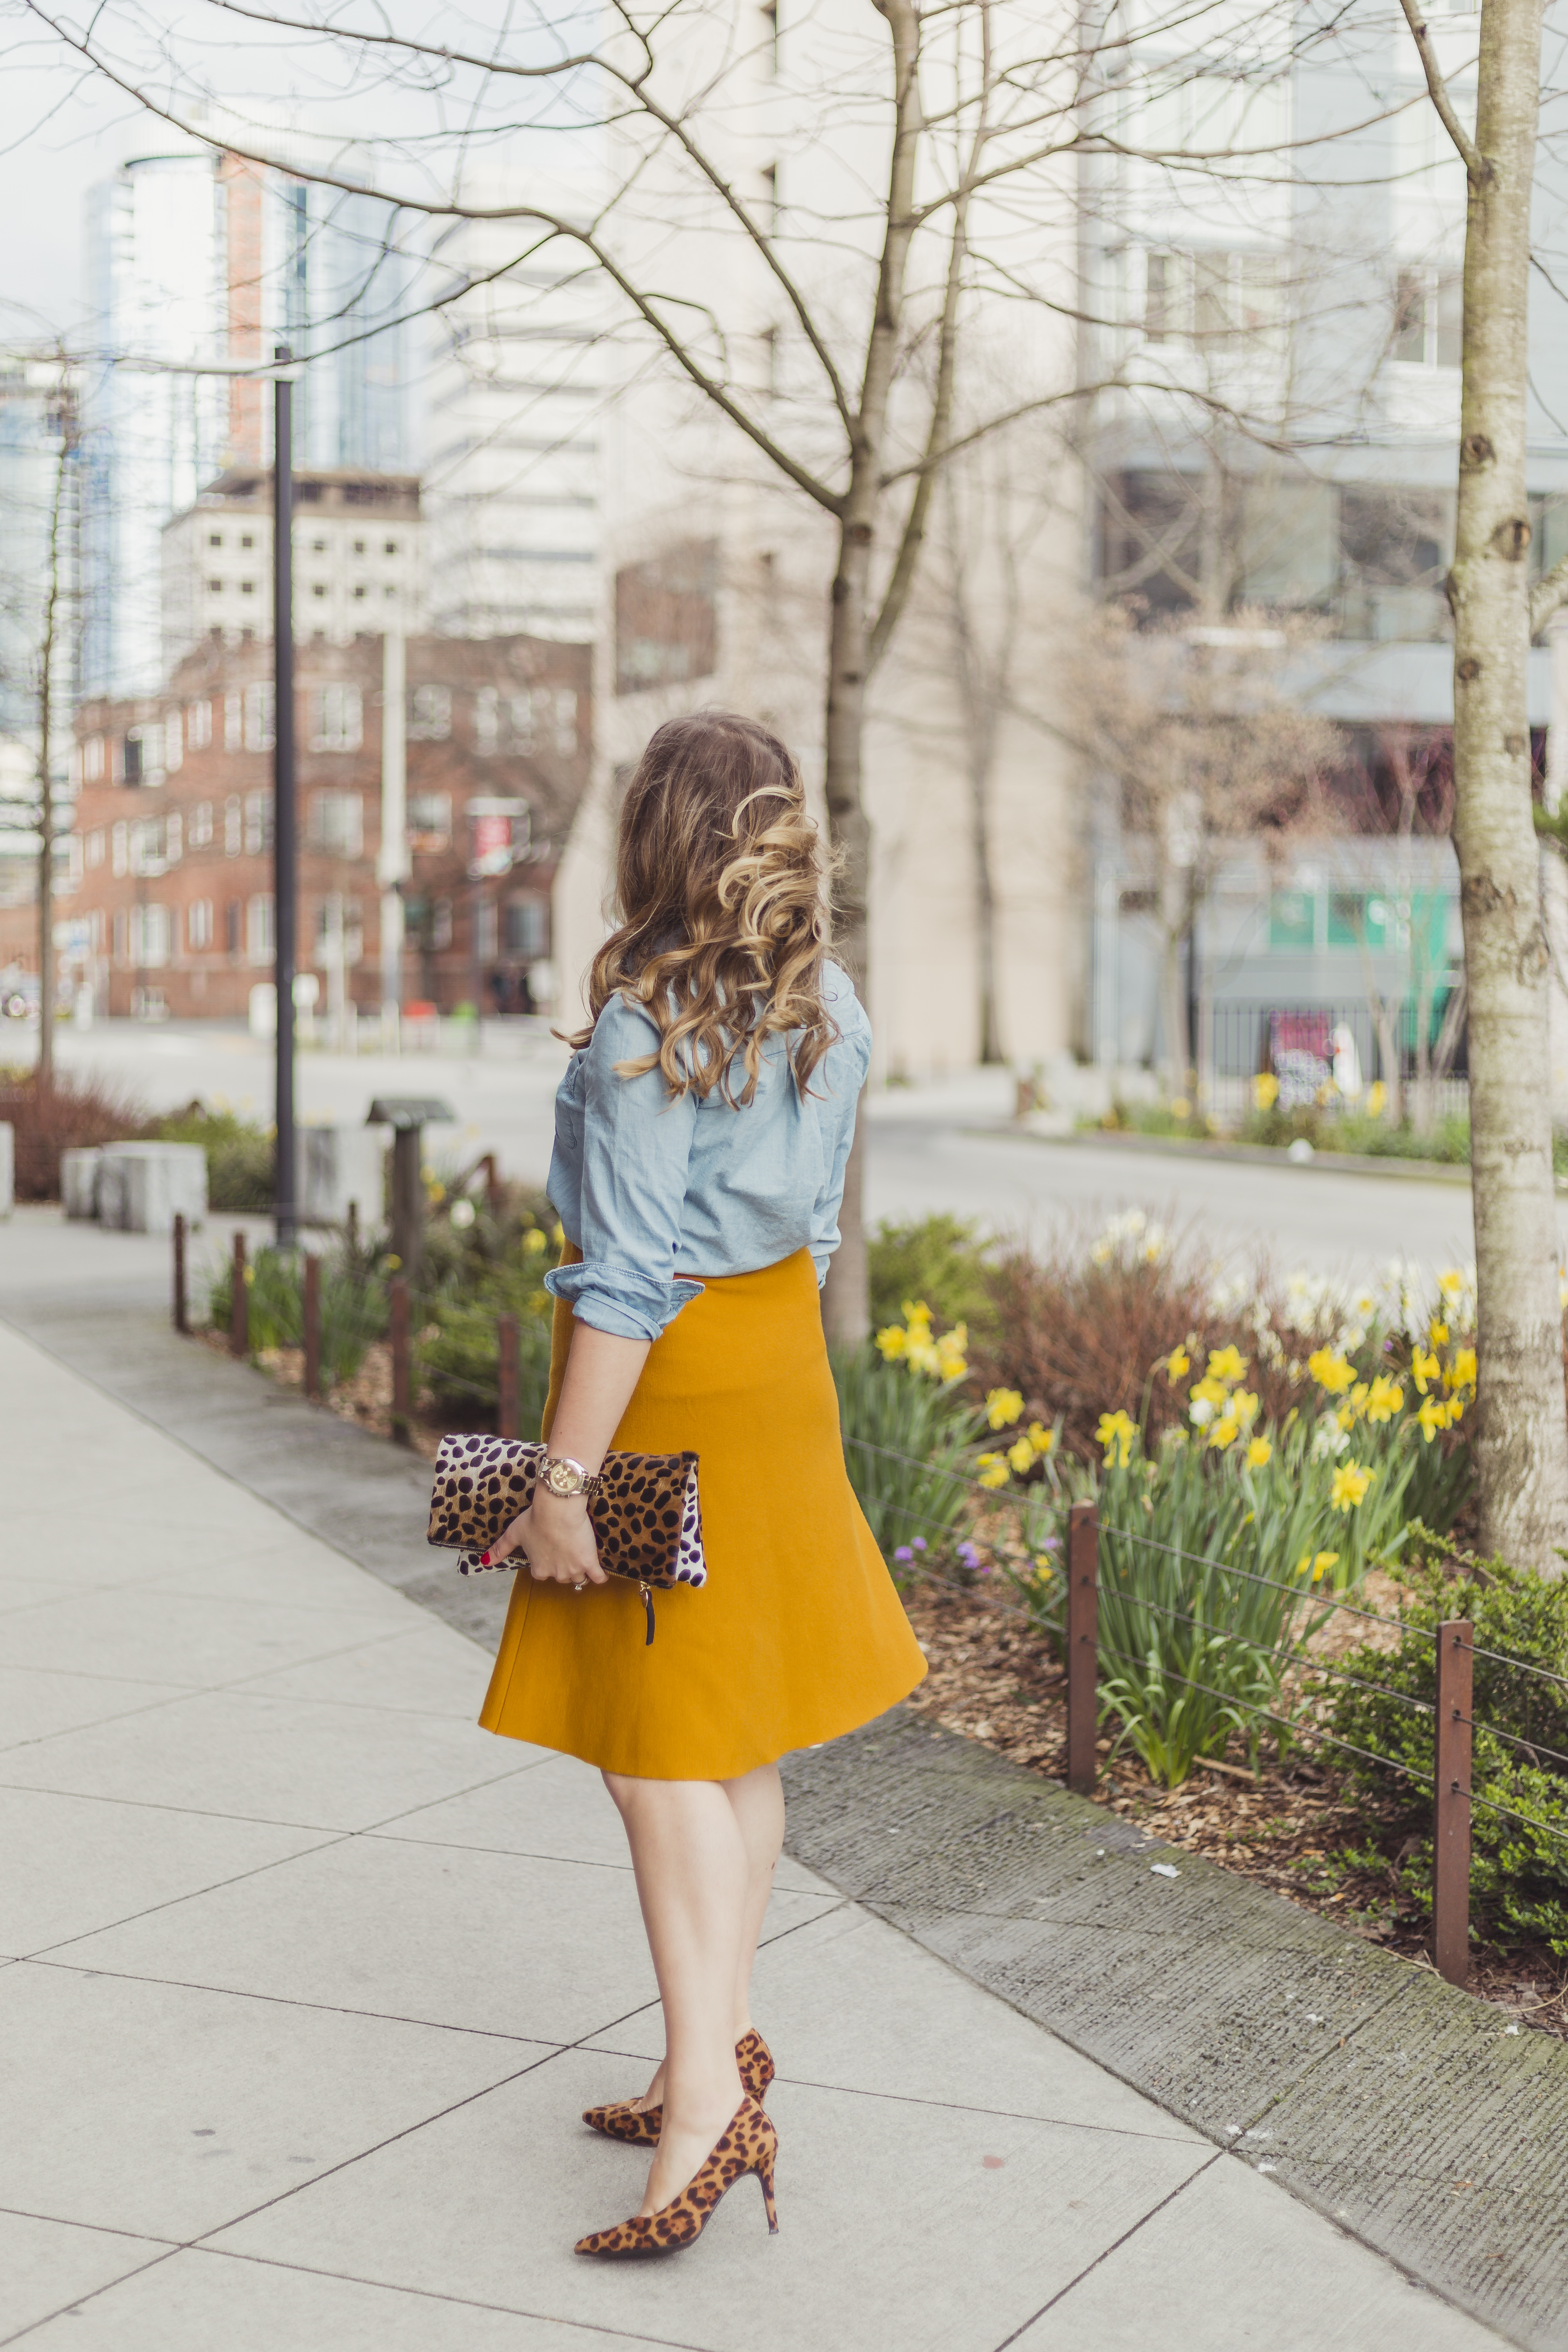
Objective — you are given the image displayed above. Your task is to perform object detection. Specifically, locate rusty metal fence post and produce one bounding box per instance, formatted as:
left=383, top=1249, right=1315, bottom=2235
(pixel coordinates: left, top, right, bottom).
left=1433, top=1616, right=1473, bottom=1986
left=302, top=1252, right=322, bottom=1401
left=390, top=1275, right=412, bottom=1446
left=497, top=1312, right=519, bottom=1440
left=1067, top=1501, right=1100, bottom=1794
left=172, top=1212, right=188, bottom=1334
left=229, top=1231, right=248, bottom=1357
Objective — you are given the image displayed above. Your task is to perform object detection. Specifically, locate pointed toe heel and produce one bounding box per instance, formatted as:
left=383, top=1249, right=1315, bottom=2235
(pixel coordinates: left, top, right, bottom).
left=583, top=2029, right=774, bottom=2147
left=574, top=2095, right=779, bottom=2258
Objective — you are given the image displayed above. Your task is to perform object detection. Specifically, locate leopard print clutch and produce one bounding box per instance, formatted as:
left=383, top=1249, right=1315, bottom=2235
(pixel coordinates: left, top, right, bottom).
left=426, top=1435, right=706, bottom=1598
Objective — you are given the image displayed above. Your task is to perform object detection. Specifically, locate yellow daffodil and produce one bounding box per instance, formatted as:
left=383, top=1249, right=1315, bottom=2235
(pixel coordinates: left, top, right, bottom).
left=1447, top=1347, right=1477, bottom=1394
left=1095, top=1409, right=1137, bottom=1468
left=1171, top=1097, right=1190, bottom=1120
left=1307, top=1348, right=1355, bottom=1394
left=1246, top=1435, right=1272, bottom=1467
left=1331, top=1460, right=1375, bottom=1512
left=1208, top=1416, right=1240, bottom=1450
left=1252, top=1071, right=1280, bottom=1111
left=1028, top=1421, right=1055, bottom=1456
left=875, top=1324, right=910, bottom=1361
left=1232, top=1389, right=1260, bottom=1427
left=1191, top=1374, right=1230, bottom=1410
left=1350, top=1382, right=1370, bottom=1415
left=1006, top=1437, right=1035, bottom=1474
left=1446, top=1396, right=1465, bottom=1425
left=1207, top=1344, right=1248, bottom=1384
left=1430, top=1319, right=1449, bottom=1347
left=903, top=1299, right=933, bottom=1327
left=1417, top=1396, right=1447, bottom=1444
left=551, top=1223, right=565, bottom=1247
left=1365, top=1375, right=1404, bottom=1424
left=935, top=1347, right=969, bottom=1382
left=523, top=1227, right=547, bottom=1256
left=975, top=1452, right=1010, bottom=1490
left=1438, top=1269, right=1464, bottom=1301
left=1411, top=1347, right=1440, bottom=1394
left=985, top=1387, right=1025, bottom=1430
left=1306, top=1550, right=1341, bottom=1582
left=1163, top=1345, right=1192, bottom=1382
left=1366, top=1080, right=1387, bottom=1117
left=1033, top=1558, right=1054, bottom=1585
left=1335, top=1403, right=1357, bottom=1432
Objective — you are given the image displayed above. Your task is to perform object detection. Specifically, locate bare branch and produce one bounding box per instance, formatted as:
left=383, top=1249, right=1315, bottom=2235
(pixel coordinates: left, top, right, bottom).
left=1396, top=0, right=1488, bottom=185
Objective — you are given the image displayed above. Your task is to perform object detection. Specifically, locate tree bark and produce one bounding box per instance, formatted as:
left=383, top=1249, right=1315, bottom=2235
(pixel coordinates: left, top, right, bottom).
left=821, top=503, right=876, bottom=1347
left=1446, top=0, right=1568, bottom=1563
left=34, top=374, right=74, bottom=1099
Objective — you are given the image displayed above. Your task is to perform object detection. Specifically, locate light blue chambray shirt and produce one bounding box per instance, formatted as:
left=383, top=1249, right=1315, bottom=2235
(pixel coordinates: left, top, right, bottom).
left=543, top=960, right=872, bottom=1343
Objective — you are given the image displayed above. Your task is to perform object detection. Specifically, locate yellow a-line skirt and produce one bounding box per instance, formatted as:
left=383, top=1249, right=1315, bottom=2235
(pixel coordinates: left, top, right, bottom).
left=478, top=1245, right=927, bottom=1780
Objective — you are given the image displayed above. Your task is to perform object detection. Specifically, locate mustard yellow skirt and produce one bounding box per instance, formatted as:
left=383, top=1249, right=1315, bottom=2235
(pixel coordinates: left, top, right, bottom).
left=478, top=1245, right=927, bottom=1779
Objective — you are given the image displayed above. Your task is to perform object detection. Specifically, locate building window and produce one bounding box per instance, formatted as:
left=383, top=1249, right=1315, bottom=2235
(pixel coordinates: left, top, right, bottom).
left=186, top=700, right=212, bottom=750
left=190, top=801, right=214, bottom=849
left=384, top=539, right=399, bottom=556
left=165, top=812, right=182, bottom=864
left=225, top=899, right=241, bottom=954
left=187, top=899, right=214, bottom=950
left=111, top=821, right=128, bottom=878
left=312, top=583, right=327, bottom=599
left=240, top=533, right=254, bottom=550
left=408, top=791, right=452, bottom=848
left=243, top=683, right=276, bottom=752
left=309, top=790, right=363, bottom=856
left=82, top=735, right=105, bottom=782
left=504, top=895, right=549, bottom=958
left=353, top=538, right=366, bottom=555
left=1268, top=890, right=1317, bottom=951
left=243, top=791, right=273, bottom=857
left=1394, top=269, right=1463, bottom=368
left=409, top=685, right=451, bottom=741
left=208, top=532, right=223, bottom=548
left=477, top=901, right=499, bottom=960
left=113, top=908, right=129, bottom=963
left=86, top=829, right=105, bottom=869
left=313, top=895, right=365, bottom=966
left=310, top=685, right=363, bottom=752
left=615, top=542, right=719, bottom=695
left=224, top=796, right=243, bottom=857
left=240, top=580, right=256, bottom=598
left=311, top=537, right=326, bottom=553
left=473, top=687, right=500, bottom=755
left=123, top=733, right=145, bottom=785
left=225, top=693, right=243, bottom=753
left=352, top=584, right=366, bottom=601
left=129, top=818, right=165, bottom=877
left=247, top=893, right=275, bottom=965
left=130, top=904, right=171, bottom=968
left=432, top=897, right=453, bottom=951
left=164, top=714, right=183, bottom=774
left=209, top=579, right=223, bottom=595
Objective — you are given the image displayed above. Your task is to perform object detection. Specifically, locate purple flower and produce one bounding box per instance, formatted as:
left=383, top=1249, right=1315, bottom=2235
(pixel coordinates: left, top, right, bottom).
left=894, top=1546, right=914, bottom=1562
left=912, top=1537, right=927, bottom=1550
left=1040, top=1536, right=1060, bottom=1551
left=958, top=1540, right=982, bottom=1568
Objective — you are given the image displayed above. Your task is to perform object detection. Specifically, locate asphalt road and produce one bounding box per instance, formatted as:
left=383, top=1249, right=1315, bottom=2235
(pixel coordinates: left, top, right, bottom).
left=19, top=1016, right=1550, bottom=1281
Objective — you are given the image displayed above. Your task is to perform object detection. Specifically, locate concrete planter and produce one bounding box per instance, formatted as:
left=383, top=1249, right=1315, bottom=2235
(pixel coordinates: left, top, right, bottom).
left=300, top=1125, right=384, bottom=1234
left=60, top=1146, right=103, bottom=1221
left=95, top=1142, right=208, bottom=1236
left=0, top=1121, right=11, bottom=1218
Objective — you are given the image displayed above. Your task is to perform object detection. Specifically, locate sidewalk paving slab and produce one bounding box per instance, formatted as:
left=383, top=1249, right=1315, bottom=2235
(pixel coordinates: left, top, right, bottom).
left=0, top=1232, right=1534, bottom=2351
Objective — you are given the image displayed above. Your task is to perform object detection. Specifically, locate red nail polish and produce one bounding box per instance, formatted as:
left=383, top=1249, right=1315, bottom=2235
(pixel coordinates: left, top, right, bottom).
left=479, top=1550, right=492, bottom=1566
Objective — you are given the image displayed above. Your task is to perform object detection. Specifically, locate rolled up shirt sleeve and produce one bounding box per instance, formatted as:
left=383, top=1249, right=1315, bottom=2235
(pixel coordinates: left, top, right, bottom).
left=542, top=993, right=703, bottom=1341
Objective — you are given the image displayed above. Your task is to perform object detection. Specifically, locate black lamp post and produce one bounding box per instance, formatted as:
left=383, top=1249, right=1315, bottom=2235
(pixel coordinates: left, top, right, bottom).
left=273, top=344, right=297, bottom=1245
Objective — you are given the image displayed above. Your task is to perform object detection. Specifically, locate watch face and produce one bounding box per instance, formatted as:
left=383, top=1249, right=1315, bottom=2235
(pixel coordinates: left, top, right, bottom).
left=545, top=1460, right=577, bottom=1496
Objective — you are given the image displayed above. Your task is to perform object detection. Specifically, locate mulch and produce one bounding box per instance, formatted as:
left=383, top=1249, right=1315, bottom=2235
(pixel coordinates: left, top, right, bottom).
left=902, top=1582, right=1568, bottom=2039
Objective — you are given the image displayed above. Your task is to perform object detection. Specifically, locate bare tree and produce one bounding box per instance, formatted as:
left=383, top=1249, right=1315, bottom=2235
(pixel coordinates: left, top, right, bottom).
left=1399, top=0, right=1568, bottom=1564
left=33, top=366, right=79, bottom=1095
left=26, top=0, right=1396, bottom=1338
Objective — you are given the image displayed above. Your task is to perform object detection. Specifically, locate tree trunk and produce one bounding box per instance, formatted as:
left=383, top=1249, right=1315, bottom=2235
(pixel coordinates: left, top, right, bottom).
left=971, top=737, right=1002, bottom=1064
left=1450, top=0, right=1568, bottom=1564
left=821, top=504, right=875, bottom=1347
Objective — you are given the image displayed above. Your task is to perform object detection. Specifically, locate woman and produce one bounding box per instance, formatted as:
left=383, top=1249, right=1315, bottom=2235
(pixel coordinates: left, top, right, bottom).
left=478, top=711, right=926, bottom=2257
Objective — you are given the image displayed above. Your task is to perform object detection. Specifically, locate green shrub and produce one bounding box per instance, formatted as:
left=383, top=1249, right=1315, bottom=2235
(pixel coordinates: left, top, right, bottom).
left=1328, top=1555, right=1568, bottom=1952
left=867, top=1214, right=995, bottom=1337
left=832, top=1344, right=986, bottom=1564
left=151, top=1102, right=274, bottom=1211
left=204, top=1240, right=387, bottom=1387
left=415, top=1275, right=554, bottom=1434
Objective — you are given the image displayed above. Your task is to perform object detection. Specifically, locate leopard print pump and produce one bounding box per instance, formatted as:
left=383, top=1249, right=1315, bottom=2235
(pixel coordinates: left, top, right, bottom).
left=574, top=2095, right=779, bottom=2257
left=582, top=2028, right=774, bottom=2148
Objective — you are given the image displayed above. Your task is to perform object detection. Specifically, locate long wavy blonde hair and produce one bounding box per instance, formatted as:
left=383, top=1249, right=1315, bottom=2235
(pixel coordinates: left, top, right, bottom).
left=572, top=712, right=839, bottom=1103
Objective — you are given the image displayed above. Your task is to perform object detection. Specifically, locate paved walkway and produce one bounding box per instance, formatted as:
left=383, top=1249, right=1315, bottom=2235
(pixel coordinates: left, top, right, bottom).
left=0, top=1216, right=1517, bottom=2349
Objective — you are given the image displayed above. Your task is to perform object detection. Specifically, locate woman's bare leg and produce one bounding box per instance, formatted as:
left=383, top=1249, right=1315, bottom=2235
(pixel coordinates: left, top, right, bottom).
left=604, top=1772, right=748, bottom=2212
left=609, top=1761, right=784, bottom=2115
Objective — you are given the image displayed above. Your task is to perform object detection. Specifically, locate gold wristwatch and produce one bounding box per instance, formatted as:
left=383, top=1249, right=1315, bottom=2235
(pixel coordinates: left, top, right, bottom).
left=539, top=1452, right=602, bottom=1500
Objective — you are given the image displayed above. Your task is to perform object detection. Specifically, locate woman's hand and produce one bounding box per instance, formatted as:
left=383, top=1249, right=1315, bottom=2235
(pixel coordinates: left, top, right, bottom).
left=487, top=1489, right=609, bottom=1587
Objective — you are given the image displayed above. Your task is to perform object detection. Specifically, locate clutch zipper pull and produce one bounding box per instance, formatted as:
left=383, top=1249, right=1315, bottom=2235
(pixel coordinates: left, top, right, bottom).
left=640, top=1581, right=655, bottom=1646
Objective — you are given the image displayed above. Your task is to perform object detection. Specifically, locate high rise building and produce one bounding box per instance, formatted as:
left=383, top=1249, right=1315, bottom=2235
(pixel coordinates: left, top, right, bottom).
left=80, top=149, right=413, bottom=697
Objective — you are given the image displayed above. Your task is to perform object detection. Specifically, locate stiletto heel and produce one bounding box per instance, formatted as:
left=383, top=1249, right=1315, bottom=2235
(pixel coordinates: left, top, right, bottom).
left=574, top=2095, right=779, bottom=2257
left=583, top=2028, right=774, bottom=2146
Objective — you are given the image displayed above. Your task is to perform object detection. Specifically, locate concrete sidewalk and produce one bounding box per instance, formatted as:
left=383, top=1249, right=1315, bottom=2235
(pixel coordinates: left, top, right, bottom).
left=0, top=1241, right=1512, bottom=2349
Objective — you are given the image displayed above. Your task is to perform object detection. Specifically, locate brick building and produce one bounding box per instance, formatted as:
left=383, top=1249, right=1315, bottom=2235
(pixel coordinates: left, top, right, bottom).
left=66, top=630, right=590, bottom=1020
